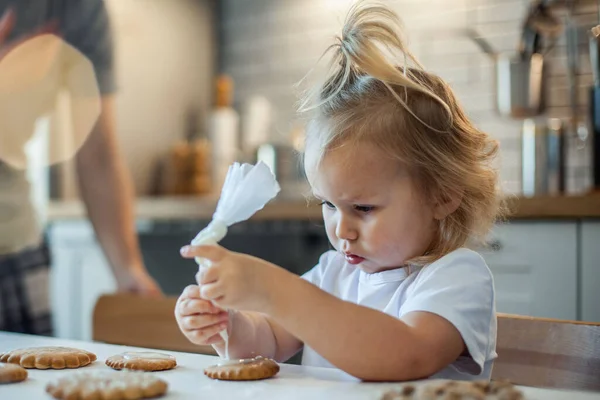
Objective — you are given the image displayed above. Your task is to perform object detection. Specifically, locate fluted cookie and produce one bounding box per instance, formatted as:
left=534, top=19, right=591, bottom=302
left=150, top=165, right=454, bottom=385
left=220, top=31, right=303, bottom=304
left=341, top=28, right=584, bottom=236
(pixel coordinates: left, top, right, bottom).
left=0, top=362, right=28, bottom=383
left=106, top=351, right=177, bottom=372
left=46, top=370, right=168, bottom=400
left=381, top=380, right=523, bottom=400
left=0, top=346, right=96, bottom=369
left=204, top=356, right=280, bottom=381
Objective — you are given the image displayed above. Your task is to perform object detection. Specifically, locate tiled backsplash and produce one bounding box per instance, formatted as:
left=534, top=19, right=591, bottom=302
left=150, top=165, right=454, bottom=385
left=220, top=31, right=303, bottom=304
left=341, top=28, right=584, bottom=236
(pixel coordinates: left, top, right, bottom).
left=218, top=0, right=599, bottom=195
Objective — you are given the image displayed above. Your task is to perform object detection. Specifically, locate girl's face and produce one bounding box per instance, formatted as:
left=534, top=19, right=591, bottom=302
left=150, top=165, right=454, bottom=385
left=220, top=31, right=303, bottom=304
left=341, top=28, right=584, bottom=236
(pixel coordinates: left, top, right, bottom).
left=305, top=140, right=438, bottom=273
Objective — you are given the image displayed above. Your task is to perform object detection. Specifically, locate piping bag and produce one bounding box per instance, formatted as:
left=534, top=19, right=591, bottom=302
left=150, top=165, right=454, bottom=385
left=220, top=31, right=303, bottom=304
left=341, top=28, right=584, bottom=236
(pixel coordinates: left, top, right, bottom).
left=190, top=161, right=280, bottom=358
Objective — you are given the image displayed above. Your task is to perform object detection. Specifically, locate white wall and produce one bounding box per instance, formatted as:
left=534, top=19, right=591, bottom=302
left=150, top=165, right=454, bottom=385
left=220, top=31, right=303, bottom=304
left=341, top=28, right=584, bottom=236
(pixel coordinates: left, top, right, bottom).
left=55, top=0, right=216, bottom=198
left=107, top=0, right=216, bottom=195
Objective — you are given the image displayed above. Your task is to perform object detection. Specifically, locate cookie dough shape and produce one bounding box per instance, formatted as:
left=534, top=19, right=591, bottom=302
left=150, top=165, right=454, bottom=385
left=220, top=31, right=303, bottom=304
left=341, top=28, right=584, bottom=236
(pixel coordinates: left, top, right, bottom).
left=46, top=370, right=168, bottom=400
left=381, top=380, right=524, bottom=400
left=204, top=356, right=280, bottom=381
left=0, top=346, right=96, bottom=369
left=0, top=362, right=28, bottom=383
left=106, top=351, right=177, bottom=372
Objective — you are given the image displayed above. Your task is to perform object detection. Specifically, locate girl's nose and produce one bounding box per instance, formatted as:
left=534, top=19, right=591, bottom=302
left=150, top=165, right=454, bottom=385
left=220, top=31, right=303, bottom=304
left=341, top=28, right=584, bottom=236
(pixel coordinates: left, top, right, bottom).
left=336, top=215, right=358, bottom=241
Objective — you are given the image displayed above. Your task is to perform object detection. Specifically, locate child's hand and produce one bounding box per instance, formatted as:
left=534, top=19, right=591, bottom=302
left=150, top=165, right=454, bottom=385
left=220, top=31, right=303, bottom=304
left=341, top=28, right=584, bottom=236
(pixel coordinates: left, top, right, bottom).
left=174, top=284, right=230, bottom=345
left=180, top=244, right=291, bottom=313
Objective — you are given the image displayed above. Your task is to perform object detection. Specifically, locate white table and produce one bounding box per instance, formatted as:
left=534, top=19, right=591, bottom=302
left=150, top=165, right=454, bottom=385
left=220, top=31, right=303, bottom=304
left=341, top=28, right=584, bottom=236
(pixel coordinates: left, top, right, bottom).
left=0, top=332, right=596, bottom=399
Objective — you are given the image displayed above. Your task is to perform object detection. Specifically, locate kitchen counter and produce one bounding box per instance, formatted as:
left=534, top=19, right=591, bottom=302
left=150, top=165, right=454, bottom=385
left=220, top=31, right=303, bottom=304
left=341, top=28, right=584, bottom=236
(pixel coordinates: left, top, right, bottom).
left=48, top=196, right=322, bottom=221
left=504, top=192, right=600, bottom=220
left=47, top=193, right=600, bottom=221
left=0, top=332, right=596, bottom=400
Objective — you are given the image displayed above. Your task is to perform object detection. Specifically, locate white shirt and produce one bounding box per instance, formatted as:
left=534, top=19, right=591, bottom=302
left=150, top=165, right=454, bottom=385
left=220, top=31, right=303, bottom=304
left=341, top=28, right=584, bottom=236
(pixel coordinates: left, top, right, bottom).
left=301, top=248, right=497, bottom=381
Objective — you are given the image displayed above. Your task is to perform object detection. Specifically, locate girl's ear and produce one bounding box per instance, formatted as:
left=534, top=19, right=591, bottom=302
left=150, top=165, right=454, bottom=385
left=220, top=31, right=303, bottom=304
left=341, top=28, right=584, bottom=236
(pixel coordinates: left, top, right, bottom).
left=432, top=190, right=462, bottom=220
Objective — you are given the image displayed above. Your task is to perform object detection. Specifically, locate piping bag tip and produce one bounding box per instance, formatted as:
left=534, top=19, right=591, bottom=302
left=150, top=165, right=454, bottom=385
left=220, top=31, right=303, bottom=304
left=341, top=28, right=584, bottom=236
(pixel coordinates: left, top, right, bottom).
left=219, top=330, right=229, bottom=342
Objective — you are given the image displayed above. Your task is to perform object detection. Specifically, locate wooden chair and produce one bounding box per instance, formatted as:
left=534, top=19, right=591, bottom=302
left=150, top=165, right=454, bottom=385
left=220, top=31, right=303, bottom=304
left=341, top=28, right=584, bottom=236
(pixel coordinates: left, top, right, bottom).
left=92, top=293, right=216, bottom=356
left=493, top=313, right=600, bottom=391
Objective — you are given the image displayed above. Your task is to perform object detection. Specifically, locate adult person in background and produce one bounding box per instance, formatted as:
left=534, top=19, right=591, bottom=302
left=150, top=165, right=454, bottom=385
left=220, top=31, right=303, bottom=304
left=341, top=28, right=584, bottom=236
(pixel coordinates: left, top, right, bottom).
left=0, top=0, right=162, bottom=336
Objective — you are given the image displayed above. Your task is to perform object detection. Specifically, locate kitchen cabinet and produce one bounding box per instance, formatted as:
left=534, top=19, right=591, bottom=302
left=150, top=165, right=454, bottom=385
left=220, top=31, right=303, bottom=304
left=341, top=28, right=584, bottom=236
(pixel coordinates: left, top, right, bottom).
left=581, top=221, right=600, bottom=323
left=478, top=221, right=578, bottom=320
left=49, top=221, right=116, bottom=341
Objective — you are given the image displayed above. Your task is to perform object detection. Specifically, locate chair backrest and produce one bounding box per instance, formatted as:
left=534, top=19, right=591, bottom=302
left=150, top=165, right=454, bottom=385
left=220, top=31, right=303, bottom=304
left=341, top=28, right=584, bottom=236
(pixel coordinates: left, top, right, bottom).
left=93, top=293, right=216, bottom=356
left=493, top=313, right=600, bottom=391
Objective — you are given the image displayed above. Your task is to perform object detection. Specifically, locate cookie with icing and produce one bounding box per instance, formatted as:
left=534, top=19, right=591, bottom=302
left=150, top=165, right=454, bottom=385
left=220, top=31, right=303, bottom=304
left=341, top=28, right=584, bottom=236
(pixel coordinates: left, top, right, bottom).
left=106, top=351, right=176, bottom=372
left=204, top=356, right=280, bottom=381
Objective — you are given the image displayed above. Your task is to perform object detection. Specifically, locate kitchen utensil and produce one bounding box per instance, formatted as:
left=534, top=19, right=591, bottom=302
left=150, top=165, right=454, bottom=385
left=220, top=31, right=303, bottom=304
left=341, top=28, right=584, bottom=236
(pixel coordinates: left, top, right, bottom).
left=590, top=25, right=600, bottom=190
left=522, top=118, right=565, bottom=197
left=467, top=29, right=546, bottom=118
left=525, top=0, right=564, bottom=41
left=590, top=25, right=600, bottom=86
left=590, top=87, right=600, bottom=191
left=564, top=3, right=588, bottom=154
left=465, top=1, right=563, bottom=119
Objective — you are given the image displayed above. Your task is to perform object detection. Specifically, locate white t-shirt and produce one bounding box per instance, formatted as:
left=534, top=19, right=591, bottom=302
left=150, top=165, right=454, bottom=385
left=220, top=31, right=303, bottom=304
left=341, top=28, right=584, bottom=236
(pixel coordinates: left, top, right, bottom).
left=300, top=248, right=497, bottom=381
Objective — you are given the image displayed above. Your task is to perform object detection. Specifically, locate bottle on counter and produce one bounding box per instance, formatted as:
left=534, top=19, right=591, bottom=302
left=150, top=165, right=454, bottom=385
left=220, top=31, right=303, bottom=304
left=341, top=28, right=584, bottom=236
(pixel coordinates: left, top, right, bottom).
left=163, top=107, right=212, bottom=196
left=208, top=74, right=239, bottom=193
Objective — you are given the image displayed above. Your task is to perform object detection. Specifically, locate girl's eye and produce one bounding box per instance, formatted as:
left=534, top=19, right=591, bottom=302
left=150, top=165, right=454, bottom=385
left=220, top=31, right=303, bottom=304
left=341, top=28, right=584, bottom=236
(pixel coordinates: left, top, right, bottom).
left=354, top=205, right=375, bottom=213
left=319, top=201, right=336, bottom=209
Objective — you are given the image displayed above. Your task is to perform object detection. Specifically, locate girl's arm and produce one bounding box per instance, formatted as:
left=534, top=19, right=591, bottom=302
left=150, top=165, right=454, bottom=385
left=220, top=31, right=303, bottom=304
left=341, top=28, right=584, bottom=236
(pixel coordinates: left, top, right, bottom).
left=266, top=275, right=465, bottom=381
left=184, top=244, right=465, bottom=380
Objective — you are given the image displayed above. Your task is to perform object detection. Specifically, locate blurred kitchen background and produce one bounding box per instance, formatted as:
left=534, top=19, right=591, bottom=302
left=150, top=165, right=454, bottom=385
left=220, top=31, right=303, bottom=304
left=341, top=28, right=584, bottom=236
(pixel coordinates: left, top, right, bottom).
left=42, top=0, right=600, bottom=342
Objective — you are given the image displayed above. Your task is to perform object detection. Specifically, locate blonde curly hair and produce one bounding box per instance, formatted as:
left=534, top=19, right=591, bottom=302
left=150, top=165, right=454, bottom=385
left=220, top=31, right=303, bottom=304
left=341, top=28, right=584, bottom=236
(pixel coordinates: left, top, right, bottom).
left=299, top=0, right=505, bottom=266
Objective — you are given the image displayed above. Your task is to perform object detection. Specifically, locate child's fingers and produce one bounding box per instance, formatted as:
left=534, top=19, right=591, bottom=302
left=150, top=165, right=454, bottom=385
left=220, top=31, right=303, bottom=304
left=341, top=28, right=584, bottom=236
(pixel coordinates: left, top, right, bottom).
left=180, top=244, right=226, bottom=261
left=178, top=298, right=222, bottom=316
left=200, top=282, right=223, bottom=301
left=181, top=312, right=228, bottom=331
left=198, top=265, right=220, bottom=285
left=179, top=284, right=201, bottom=300
left=187, top=321, right=229, bottom=344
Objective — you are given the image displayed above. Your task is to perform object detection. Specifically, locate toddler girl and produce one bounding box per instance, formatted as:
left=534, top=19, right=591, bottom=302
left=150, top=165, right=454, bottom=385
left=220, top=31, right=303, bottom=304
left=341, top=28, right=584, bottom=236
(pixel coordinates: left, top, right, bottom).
left=175, top=0, right=502, bottom=382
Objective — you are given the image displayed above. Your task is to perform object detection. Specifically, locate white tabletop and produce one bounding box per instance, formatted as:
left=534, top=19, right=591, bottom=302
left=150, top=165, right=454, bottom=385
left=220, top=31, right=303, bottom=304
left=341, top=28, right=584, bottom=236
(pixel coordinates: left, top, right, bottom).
left=0, top=332, right=596, bottom=400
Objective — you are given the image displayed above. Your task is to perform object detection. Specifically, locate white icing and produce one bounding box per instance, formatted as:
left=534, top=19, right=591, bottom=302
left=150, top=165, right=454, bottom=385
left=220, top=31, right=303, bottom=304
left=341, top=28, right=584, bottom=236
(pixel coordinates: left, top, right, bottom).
left=120, top=351, right=174, bottom=361
left=216, top=356, right=264, bottom=367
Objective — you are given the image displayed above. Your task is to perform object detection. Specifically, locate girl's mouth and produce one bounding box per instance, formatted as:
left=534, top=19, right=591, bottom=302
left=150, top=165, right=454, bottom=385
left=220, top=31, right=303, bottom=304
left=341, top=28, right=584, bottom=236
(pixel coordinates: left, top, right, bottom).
left=345, top=253, right=365, bottom=265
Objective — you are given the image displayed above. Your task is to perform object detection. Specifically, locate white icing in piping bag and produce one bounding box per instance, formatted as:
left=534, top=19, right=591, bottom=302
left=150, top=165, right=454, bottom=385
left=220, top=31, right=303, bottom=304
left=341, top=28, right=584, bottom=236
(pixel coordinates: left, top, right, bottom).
left=190, top=161, right=280, bottom=356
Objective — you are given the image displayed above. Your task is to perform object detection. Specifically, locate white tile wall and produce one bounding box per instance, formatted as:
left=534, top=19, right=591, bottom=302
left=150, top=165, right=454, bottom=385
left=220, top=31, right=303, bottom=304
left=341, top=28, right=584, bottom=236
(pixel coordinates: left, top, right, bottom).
left=219, top=0, right=600, bottom=195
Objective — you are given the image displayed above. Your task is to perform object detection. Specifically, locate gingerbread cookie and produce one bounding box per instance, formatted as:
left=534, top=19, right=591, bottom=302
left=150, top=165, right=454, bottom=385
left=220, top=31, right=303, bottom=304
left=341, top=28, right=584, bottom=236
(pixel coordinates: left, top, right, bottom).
left=0, top=362, right=28, bottom=384
left=204, top=356, right=280, bottom=381
left=106, top=351, right=177, bottom=372
left=381, top=380, right=523, bottom=400
left=0, top=346, right=96, bottom=369
left=46, top=370, right=168, bottom=400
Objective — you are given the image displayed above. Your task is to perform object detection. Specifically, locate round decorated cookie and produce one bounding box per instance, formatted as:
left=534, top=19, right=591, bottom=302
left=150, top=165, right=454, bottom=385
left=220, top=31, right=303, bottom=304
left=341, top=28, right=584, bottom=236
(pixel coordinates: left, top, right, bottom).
left=0, top=346, right=96, bottom=369
left=0, top=362, right=28, bottom=384
left=106, top=351, right=177, bottom=372
left=204, top=356, right=280, bottom=381
left=46, top=370, right=168, bottom=400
